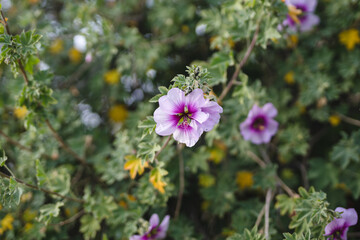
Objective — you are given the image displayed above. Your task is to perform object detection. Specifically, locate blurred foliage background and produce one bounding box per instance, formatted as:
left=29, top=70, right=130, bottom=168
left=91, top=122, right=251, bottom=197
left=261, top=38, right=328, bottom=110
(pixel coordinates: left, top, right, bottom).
left=0, top=0, right=360, bottom=239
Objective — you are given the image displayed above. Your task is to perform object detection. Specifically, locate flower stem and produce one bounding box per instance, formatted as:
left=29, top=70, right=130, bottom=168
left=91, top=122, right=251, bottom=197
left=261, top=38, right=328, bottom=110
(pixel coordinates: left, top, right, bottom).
left=45, top=119, right=87, bottom=165
left=174, top=144, right=185, bottom=218
left=154, top=135, right=172, bottom=162
left=0, top=130, right=32, bottom=152
left=264, top=188, right=272, bottom=240
left=49, top=209, right=85, bottom=227
left=338, top=113, right=360, bottom=127
left=218, top=22, right=261, bottom=102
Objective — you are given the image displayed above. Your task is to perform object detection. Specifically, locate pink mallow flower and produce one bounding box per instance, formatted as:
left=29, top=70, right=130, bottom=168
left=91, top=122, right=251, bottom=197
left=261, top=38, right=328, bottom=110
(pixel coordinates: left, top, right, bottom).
left=240, top=103, right=279, bottom=145
left=279, top=0, right=320, bottom=32
left=154, top=88, right=223, bottom=147
left=324, top=207, right=358, bottom=240
left=130, top=214, right=170, bottom=240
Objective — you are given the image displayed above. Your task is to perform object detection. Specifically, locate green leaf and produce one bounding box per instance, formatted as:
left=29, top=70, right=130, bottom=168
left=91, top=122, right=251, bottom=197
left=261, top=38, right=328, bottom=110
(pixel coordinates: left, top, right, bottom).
left=0, top=150, right=8, bottom=167
left=35, top=159, right=48, bottom=187
left=38, top=201, right=64, bottom=225
left=80, top=214, right=101, bottom=240
left=158, top=86, right=168, bottom=94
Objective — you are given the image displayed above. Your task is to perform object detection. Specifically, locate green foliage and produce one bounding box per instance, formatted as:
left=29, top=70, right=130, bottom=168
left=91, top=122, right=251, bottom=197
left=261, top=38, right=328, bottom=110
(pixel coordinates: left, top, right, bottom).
left=227, top=227, right=265, bottom=240
left=38, top=201, right=64, bottom=225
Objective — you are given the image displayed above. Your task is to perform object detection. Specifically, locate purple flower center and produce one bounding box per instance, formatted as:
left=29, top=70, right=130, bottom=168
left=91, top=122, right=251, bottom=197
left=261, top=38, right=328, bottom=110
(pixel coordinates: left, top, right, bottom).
left=174, top=105, right=194, bottom=129
left=251, top=116, right=267, bottom=132
left=142, top=225, right=162, bottom=240
left=287, top=4, right=309, bottom=26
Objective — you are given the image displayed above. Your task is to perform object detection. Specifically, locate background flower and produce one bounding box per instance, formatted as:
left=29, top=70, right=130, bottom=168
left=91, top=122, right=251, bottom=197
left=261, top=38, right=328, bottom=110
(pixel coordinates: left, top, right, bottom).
left=240, top=103, right=279, bottom=144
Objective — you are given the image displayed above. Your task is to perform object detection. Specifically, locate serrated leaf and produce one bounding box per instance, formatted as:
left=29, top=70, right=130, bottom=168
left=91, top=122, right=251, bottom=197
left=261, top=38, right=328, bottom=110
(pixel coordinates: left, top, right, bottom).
left=158, top=86, right=168, bottom=94
left=38, top=202, right=64, bottom=225
left=80, top=214, right=101, bottom=240
left=0, top=150, right=8, bottom=167
left=35, top=159, right=48, bottom=187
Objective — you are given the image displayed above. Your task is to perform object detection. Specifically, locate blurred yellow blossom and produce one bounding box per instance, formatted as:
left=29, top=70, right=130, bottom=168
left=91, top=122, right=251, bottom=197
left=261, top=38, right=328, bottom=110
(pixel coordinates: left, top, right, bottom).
left=149, top=168, right=167, bottom=194
left=49, top=39, right=64, bottom=55
left=284, top=71, right=295, bottom=85
left=208, top=140, right=227, bottom=164
left=201, top=201, right=210, bottom=211
left=23, top=209, right=37, bottom=222
left=127, top=194, right=136, bottom=202
left=21, top=192, right=33, bottom=202
left=124, top=155, right=148, bottom=179
left=14, top=106, right=28, bottom=119
left=108, top=104, right=128, bottom=123
left=28, top=0, right=39, bottom=4
left=287, top=35, right=298, bottom=48
left=104, top=69, right=121, bottom=85
left=68, top=48, right=82, bottom=64
left=198, top=174, right=216, bottom=188
left=181, top=25, right=190, bottom=34
left=295, top=101, right=306, bottom=114
left=0, top=214, right=14, bottom=234
left=24, top=223, right=33, bottom=232
left=329, top=115, right=341, bottom=127
left=339, top=29, right=360, bottom=50
left=118, top=200, right=128, bottom=209
left=236, top=171, right=254, bottom=190
left=0, top=205, right=2, bottom=210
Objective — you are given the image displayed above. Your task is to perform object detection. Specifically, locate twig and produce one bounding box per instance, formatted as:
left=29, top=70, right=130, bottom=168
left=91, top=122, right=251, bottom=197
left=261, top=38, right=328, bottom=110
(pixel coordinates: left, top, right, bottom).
left=17, top=59, right=29, bottom=85
left=174, top=144, right=185, bottom=218
left=264, top=189, right=272, bottom=240
left=154, top=135, right=172, bottom=162
left=338, top=113, right=360, bottom=127
left=218, top=24, right=261, bottom=102
left=0, top=10, right=10, bottom=35
left=0, top=130, right=32, bottom=152
left=50, top=209, right=85, bottom=227
left=255, top=204, right=265, bottom=228
left=247, top=151, right=298, bottom=198
left=0, top=171, right=84, bottom=203
left=45, top=119, right=86, bottom=165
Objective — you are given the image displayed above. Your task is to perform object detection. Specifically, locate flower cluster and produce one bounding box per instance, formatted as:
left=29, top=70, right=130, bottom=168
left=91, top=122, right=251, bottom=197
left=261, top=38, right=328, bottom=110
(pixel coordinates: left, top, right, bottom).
left=324, top=207, right=358, bottom=240
left=130, top=214, right=170, bottom=240
left=240, top=103, right=279, bottom=145
left=154, top=88, right=223, bottom=147
left=280, top=0, right=320, bottom=32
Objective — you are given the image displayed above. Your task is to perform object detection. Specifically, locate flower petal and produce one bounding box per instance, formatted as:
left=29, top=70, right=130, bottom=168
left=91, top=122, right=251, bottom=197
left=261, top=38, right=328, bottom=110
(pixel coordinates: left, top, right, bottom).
left=173, top=121, right=202, bottom=147
left=201, top=100, right=223, bottom=132
left=149, top=214, right=160, bottom=228
left=335, top=207, right=358, bottom=226
left=262, top=103, right=278, bottom=118
left=192, top=111, right=209, bottom=124
left=158, top=88, right=185, bottom=114
left=324, top=218, right=346, bottom=236
left=300, top=13, right=319, bottom=32
left=186, top=89, right=206, bottom=109
left=129, top=235, right=143, bottom=240
left=156, top=215, right=170, bottom=239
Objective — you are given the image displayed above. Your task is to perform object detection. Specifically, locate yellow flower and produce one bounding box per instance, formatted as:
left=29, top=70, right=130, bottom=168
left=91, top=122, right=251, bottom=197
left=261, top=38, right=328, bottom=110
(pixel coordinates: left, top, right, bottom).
left=49, top=39, right=64, bottom=55
left=339, top=29, right=360, bottom=50
left=149, top=168, right=167, bottom=194
left=228, top=38, right=235, bottom=49
left=0, top=205, right=2, bottom=211
left=23, top=209, right=37, bottom=222
left=287, top=35, right=298, bottom=48
left=118, top=200, right=128, bottom=209
left=284, top=71, right=295, bottom=85
left=124, top=155, right=148, bottom=179
left=68, top=48, right=82, bottom=64
left=236, top=171, right=254, bottom=190
left=108, top=105, right=128, bottom=123
left=21, top=192, right=33, bottom=202
left=1, top=214, right=14, bottom=232
left=329, top=115, right=341, bottom=127
left=14, top=106, right=28, bottom=119
left=104, top=69, right=121, bottom=85
left=127, top=194, right=136, bottom=202
left=208, top=140, right=227, bottom=164
left=295, top=101, right=306, bottom=114
left=181, top=25, right=190, bottom=34
left=201, top=201, right=210, bottom=211
left=198, top=174, right=216, bottom=188
left=24, top=223, right=33, bottom=232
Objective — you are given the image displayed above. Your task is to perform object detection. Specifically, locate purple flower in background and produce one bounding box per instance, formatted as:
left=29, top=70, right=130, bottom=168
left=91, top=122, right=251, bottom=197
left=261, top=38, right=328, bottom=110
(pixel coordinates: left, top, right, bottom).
left=130, top=214, right=170, bottom=240
left=279, top=0, right=320, bottom=32
left=240, top=103, right=279, bottom=145
left=154, top=88, right=223, bottom=147
left=324, top=207, right=358, bottom=240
